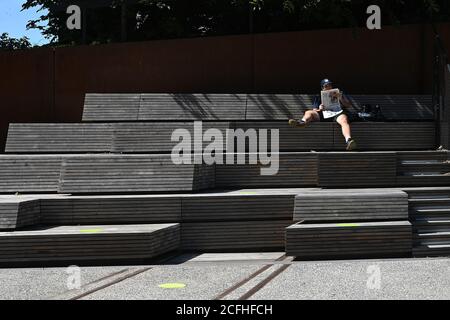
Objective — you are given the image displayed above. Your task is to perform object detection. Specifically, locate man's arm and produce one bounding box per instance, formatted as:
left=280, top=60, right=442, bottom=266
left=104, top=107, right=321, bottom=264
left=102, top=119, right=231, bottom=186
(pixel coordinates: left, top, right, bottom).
left=312, top=96, right=324, bottom=111
left=339, top=93, right=352, bottom=109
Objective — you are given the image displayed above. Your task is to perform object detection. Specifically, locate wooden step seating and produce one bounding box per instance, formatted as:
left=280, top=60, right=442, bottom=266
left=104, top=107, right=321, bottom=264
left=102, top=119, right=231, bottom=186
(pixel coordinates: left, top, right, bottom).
left=58, top=154, right=215, bottom=194
left=293, top=189, right=409, bottom=222
left=180, top=189, right=298, bottom=251
left=0, top=152, right=448, bottom=194
left=41, top=189, right=299, bottom=252
left=286, top=221, right=412, bottom=260
left=404, top=187, right=450, bottom=257
left=286, top=189, right=412, bottom=259
left=397, top=151, right=450, bottom=187
left=3, top=188, right=301, bottom=256
left=0, top=155, right=64, bottom=193
left=5, top=122, right=232, bottom=154
left=5, top=123, right=114, bottom=153
left=82, top=94, right=433, bottom=122
left=318, top=152, right=397, bottom=187
left=0, top=223, right=180, bottom=265
left=0, top=197, right=40, bottom=230
left=83, top=94, right=247, bottom=121
left=6, top=121, right=436, bottom=154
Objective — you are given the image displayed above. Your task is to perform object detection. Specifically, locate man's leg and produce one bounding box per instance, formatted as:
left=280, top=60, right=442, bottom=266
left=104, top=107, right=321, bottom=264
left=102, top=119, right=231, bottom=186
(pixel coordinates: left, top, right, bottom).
left=302, top=110, right=320, bottom=124
left=289, top=110, right=320, bottom=128
left=336, top=114, right=357, bottom=151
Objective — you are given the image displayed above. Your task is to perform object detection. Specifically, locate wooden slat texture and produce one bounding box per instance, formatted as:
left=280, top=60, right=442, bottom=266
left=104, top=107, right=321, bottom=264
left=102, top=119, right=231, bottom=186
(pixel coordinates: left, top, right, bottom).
left=0, top=224, right=180, bottom=264
left=334, top=122, right=436, bottom=151
left=0, top=199, right=40, bottom=230
left=215, top=153, right=318, bottom=188
left=138, top=94, right=246, bottom=120
left=245, top=94, right=314, bottom=120
left=182, top=194, right=295, bottom=222
left=286, top=221, right=412, bottom=259
left=40, top=196, right=182, bottom=225
left=181, top=220, right=291, bottom=251
left=234, top=122, right=334, bottom=151
left=82, top=93, right=432, bottom=121
left=5, top=123, right=114, bottom=153
left=5, top=122, right=435, bottom=153
left=7, top=122, right=435, bottom=153
left=112, top=122, right=232, bottom=153
left=0, top=155, right=63, bottom=193
left=318, top=152, right=397, bottom=187
left=82, top=94, right=140, bottom=121
left=396, top=151, right=450, bottom=187
left=246, top=95, right=433, bottom=120
left=407, top=188, right=450, bottom=258
left=349, top=95, right=433, bottom=120
left=294, top=190, right=408, bottom=222
left=413, top=244, right=450, bottom=257
left=58, top=155, right=215, bottom=194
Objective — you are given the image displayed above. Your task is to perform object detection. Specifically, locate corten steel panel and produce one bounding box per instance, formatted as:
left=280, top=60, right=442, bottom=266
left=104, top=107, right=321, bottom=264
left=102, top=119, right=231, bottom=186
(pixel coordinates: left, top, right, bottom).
left=0, top=48, right=54, bottom=152
left=54, top=35, right=254, bottom=123
left=253, top=24, right=429, bottom=94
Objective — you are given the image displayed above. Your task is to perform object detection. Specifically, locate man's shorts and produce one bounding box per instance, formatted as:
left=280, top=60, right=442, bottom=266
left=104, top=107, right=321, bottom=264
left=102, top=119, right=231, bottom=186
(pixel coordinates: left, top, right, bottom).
left=318, top=111, right=348, bottom=123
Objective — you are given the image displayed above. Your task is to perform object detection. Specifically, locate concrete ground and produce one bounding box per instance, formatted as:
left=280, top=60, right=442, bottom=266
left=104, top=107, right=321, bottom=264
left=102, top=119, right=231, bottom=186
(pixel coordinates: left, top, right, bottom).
left=0, top=253, right=449, bottom=300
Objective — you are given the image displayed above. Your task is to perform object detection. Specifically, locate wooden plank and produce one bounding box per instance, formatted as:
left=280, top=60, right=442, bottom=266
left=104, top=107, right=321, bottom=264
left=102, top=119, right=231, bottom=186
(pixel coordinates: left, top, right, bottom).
left=5, top=123, right=114, bottom=153
left=349, top=95, right=433, bottom=120
left=182, top=194, right=295, bottom=222
left=82, top=94, right=140, bottom=121
left=0, top=224, right=180, bottom=264
left=246, top=94, right=433, bottom=120
left=333, top=122, right=436, bottom=151
left=215, top=153, right=318, bottom=188
left=181, top=220, right=291, bottom=251
left=112, top=122, right=232, bottom=153
left=318, top=152, right=397, bottom=188
left=286, top=221, right=412, bottom=259
left=0, top=199, right=40, bottom=230
left=294, top=190, right=409, bottom=222
left=82, top=93, right=433, bottom=121
left=40, top=196, right=182, bottom=225
left=58, top=155, right=215, bottom=194
left=234, top=122, right=334, bottom=151
left=0, top=155, right=63, bottom=193
left=7, top=122, right=435, bottom=153
left=245, top=94, right=314, bottom=120
left=138, top=94, right=246, bottom=120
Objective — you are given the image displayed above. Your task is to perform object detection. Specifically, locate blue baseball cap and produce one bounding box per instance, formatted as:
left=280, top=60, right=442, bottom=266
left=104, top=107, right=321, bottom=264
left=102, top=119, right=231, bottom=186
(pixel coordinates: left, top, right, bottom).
left=321, top=79, right=333, bottom=88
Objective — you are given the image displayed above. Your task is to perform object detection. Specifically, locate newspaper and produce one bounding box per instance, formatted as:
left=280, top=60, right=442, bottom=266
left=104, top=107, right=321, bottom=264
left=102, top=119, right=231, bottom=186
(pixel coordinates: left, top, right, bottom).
left=320, top=89, right=343, bottom=119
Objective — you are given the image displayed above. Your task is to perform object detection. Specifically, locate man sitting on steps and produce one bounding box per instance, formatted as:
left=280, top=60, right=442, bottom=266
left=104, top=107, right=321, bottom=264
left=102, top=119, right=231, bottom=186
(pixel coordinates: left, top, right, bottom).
left=289, top=79, right=358, bottom=151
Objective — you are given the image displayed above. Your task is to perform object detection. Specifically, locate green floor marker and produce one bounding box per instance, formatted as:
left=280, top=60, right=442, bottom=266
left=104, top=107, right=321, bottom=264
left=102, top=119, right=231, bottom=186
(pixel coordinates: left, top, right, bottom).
left=158, top=283, right=186, bottom=289
left=336, top=224, right=360, bottom=228
left=79, top=228, right=104, bottom=234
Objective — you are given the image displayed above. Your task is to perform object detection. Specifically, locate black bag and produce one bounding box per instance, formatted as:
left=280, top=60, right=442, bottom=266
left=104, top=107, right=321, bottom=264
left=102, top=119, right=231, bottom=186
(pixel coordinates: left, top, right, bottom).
left=357, top=104, right=385, bottom=122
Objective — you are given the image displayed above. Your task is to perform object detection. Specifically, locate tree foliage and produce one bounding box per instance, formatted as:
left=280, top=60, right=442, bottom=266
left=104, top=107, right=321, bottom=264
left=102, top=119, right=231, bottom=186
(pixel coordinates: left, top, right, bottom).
left=0, top=33, right=32, bottom=51
left=21, top=0, right=450, bottom=46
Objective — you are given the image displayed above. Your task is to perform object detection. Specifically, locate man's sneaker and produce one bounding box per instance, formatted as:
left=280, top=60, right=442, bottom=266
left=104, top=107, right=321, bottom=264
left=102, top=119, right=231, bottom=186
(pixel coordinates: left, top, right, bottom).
left=288, top=119, right=307, bottom=128
left=346, top=139, right=358, bottom=151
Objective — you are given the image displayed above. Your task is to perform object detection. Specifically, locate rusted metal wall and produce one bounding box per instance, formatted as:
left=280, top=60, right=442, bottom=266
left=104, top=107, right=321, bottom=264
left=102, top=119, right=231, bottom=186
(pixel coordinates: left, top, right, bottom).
left=1, top=23, right=450, bottom=151
left=0, top=48, right=54, bottom=152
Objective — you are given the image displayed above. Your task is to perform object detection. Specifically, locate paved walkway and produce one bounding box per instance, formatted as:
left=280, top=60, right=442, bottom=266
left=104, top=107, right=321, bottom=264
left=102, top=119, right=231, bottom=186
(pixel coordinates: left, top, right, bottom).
left=1, top=253, right=449, bottom=300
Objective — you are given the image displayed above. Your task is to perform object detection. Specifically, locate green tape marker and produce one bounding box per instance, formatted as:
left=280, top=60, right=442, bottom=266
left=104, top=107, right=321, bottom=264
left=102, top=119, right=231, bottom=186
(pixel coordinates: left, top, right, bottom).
left=158, top=283, right=186, bottom=289
left=336, top=224, right=360, bottom=227
left=79, top=228, right=104, bottom=234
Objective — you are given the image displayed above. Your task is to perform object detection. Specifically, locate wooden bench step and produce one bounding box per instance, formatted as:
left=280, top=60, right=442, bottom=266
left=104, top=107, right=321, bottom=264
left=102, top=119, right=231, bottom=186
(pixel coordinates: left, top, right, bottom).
left=0, top=224, right=180, bottom=266
left=286, top=221, right=412, bottom=259
left=294, top=190, right=408, bottom=222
